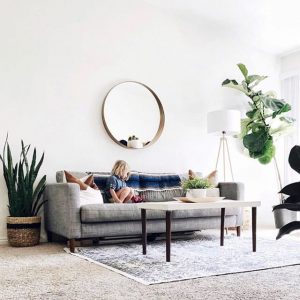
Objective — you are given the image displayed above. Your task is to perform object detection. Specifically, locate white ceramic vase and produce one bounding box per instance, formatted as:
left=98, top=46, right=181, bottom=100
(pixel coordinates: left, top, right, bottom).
left=186, top=189, right=207, bottom=198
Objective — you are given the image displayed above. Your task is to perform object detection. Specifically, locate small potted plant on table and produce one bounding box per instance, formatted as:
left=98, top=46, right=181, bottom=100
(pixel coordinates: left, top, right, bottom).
left=0, top=137, right=46, bottom=247
left=182, top=177, right=213, bottom=198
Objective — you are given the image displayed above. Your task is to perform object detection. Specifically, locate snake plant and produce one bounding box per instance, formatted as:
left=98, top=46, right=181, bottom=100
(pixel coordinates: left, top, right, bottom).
left=0, top=136, right=46, bottom=217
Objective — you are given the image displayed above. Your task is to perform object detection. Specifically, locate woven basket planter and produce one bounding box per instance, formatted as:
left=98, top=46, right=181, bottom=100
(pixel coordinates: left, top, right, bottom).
left=7, top=216, right=41, bottom=247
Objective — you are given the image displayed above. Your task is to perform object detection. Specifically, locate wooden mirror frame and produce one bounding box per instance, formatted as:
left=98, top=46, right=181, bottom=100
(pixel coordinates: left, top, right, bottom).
left=102, top=81, right=165, bottom=149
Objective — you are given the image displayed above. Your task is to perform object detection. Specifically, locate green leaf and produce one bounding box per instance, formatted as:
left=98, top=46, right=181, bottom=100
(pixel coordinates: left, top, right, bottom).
left=237, top=63, right=248, bottom=79
left=261, top=97, right=291, bottom=118
left=280, top=116, right=295, bottom=124
left=246, top=109, right=258, bottom=119
left=243, top=129, right=269, bottom=153
left=31, top=175, right=46, bottom=215
left=247, top=75, right=268, bottom=86
left=272, top=103, right=291, bottom=118
left=258, top=139, right=275, bottom=164
left=276, top=221, right=300, bottom=240
left=222, top=79, right=248, bottom=94
left=240, top=118, right=251, bottom=137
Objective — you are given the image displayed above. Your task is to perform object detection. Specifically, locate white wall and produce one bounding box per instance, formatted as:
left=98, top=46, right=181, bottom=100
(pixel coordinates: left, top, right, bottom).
left=0, top=0, right=281, bottom=242
left=281, top=50, right=300, bottom=74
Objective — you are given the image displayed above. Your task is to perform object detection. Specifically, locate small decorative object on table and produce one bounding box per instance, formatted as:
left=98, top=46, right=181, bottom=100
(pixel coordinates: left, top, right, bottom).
left=0, top=136, right=46, bottom=247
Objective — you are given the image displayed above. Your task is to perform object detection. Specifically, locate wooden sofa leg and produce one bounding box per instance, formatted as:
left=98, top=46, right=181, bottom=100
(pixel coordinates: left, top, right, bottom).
left=237, top=226, right=241, bottom=237
left=69, top=239, right=75, bottom=253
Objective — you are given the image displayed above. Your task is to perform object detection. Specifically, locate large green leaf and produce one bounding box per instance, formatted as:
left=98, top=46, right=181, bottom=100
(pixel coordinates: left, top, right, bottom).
left=279, top=182, right=300, bottom=196
left=243, top=129, right=269, bottom=153
left=31, top=175, right=46, bottom=215
left=262, top=97, right=285, bottom=111
left=272, top=103, right=291, bottom=118
left=257, top=139, right=275, bottom=164
left=284, top=195, right=300, bottom=204
left=237, top=63, right=248, bottom=79
left=276, top=221, right=300, bottom=240
left=289, top=145, right=300, bottom=174
left=240, top=118, right=251, bottom=137
left=246, top=109, right=258, bottom=119
left=222, top=79, right=248, bottom=94
left=248, top=75, right=268, bottom=87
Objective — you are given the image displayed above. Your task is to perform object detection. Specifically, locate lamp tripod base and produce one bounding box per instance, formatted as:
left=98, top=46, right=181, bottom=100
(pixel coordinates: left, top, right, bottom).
left=215, top=132, right=234, bottom=182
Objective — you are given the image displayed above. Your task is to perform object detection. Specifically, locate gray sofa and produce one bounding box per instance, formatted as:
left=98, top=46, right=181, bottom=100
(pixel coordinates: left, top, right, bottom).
left=44, top=171, right=244, bottom=252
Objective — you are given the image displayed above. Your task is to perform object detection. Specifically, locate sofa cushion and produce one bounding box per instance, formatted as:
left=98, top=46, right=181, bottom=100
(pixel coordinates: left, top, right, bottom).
left=80, top=203, right=240, bottom=223
left=140, top=189, right=184, bottom=202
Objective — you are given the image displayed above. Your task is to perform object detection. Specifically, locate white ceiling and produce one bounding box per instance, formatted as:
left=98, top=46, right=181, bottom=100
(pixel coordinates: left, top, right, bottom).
left=145, top=0, right=300, bottom=56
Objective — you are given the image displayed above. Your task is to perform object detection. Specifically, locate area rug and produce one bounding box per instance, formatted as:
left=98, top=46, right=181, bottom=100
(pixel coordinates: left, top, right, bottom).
left=66, top=233, right=300, bottom=285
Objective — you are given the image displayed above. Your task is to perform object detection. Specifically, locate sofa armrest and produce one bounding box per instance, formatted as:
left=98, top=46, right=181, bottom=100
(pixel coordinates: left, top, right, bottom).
left=218, top=182, right=244, bottom=200
left=44, top=183, right=81, bottom=239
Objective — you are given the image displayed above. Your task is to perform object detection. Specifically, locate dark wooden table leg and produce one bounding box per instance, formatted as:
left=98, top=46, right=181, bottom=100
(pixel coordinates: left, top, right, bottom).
left=220, top=208, right=225, bottom=246
left=141, top=209, right=147, bottom=255
left=166, top=211, right=172, bottom=262
left=237, top=226, right=241, bottom=237
left=69, top=239, right=75, bottom=253
left=252, top=207, right=257, bottom=252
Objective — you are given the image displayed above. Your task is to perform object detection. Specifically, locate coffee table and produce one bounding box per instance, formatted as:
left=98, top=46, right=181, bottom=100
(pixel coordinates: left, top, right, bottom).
left=139, top=199, right=261, bottom=262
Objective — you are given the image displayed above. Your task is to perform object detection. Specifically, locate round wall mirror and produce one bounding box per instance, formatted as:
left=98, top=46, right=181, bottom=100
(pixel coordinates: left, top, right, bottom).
left=102, top=81, right=165, bottom=149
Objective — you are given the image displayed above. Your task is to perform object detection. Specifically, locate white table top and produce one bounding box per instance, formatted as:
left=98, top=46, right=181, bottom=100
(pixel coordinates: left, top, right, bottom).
left=138, top=199, right=261, bottom=211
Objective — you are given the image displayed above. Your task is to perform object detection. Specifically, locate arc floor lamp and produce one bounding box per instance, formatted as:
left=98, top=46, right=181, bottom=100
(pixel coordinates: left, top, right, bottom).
left=207, top=110, right=241, bottom=181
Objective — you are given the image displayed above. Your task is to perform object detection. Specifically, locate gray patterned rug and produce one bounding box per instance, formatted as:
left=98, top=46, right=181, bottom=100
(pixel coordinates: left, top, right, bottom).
left=66, top=232, right=300, bottom=285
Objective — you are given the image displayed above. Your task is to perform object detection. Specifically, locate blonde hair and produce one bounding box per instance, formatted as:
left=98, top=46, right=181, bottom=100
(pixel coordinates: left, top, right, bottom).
left=111, top=160, right=130, bottom=180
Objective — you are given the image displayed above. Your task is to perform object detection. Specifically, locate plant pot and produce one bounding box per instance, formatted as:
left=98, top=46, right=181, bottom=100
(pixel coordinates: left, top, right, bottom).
left=7, top=216, right=41, bottom=247
left=273, top=207, right=297, bottom=229
left=128, top=140, right=143, bottom=149
left=186, top=189, right=207, bottom=198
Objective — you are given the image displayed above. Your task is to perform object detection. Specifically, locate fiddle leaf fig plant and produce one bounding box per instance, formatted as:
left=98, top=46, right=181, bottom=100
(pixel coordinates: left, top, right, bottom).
left=222, top=64, right=294, bottom=164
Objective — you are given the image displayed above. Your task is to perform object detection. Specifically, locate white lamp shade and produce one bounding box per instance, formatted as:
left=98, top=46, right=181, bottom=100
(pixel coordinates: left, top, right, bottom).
left=207, top=110, right=241, bottom=136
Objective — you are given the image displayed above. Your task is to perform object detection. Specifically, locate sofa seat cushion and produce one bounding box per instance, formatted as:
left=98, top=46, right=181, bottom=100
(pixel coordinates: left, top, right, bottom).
left=80, top=203, right=240, bottom=223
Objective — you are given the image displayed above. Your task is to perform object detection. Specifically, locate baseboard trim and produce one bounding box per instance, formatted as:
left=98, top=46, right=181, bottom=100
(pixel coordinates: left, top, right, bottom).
left=0, top=238, right=8, bottom=245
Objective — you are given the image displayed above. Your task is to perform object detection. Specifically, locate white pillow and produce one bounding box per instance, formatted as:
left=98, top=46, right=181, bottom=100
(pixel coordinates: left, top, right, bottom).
left=80, top=187, right=103, bottom=205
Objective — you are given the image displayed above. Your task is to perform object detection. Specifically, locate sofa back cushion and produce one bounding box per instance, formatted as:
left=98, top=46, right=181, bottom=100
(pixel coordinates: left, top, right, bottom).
left=56, top=171, right=88, bottom=183
left=57, top=171, right=183, bottom=203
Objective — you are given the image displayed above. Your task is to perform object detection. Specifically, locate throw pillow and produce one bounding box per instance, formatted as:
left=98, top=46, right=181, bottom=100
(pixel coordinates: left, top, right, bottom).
left=206, top=170, right=218, bottom=187
left=80, top=187, right=104, bottom=205
left=188, top=169, right=218, bottom=187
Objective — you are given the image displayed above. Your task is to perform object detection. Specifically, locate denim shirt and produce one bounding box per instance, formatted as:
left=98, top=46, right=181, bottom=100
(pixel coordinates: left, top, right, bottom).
left=105, top=175, right=126, bottom=198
